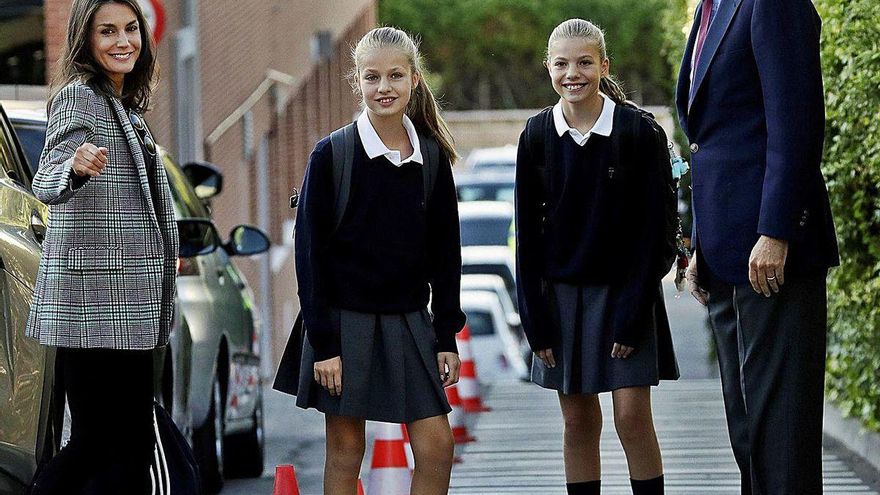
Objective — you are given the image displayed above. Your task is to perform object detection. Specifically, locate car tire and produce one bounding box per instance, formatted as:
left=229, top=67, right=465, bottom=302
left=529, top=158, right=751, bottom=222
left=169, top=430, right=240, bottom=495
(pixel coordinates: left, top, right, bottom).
left=192, top=373, right=224, bottom=494
left=222, top=385, right=265, bottom=478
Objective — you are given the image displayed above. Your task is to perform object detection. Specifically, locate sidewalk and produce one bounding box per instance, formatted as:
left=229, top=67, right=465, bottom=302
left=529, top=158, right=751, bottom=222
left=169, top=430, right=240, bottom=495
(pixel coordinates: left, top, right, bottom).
left=449, top=379, right=880, bottom=495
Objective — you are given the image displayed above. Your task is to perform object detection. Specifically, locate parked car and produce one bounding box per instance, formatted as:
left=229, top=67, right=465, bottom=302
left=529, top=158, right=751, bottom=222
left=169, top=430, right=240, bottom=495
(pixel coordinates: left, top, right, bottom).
left=5, top=101, right=270, bottom=492
left=458, top=201, right=513, bottom=248
left=461, top=244, right=517, bottom=313
left=463, top=145, right=516, bottom=172
left=455, top=169, right=515, bottom=204
left=460, top=290, right=529, bottom=381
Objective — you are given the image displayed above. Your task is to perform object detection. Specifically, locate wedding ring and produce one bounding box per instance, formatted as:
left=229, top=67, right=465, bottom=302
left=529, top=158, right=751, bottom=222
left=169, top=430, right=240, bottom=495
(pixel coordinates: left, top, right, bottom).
left=767, top=276, right=777, bottom=281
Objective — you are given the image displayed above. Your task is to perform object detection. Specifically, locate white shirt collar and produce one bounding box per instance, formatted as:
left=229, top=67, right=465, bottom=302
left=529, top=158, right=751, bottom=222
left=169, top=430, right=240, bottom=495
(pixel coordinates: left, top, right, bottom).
left=356, top=110, right=423, bottom=166
left=552, top=94, right=616, bottom=146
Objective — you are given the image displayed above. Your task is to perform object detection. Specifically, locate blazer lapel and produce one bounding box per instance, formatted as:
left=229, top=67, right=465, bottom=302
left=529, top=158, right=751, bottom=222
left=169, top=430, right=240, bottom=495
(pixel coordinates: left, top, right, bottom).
left=689, top=0, right=744, bottom=109
left=676, top=3, right=703, bottom=135
left=108, top=97, right=160, bottom=229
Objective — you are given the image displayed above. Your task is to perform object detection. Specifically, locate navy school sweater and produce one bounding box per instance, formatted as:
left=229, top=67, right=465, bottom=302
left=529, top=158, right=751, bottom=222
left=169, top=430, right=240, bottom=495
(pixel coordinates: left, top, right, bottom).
left=515, top=106, right=668, bottom=350
left=295, top=131, right=466, bottom=361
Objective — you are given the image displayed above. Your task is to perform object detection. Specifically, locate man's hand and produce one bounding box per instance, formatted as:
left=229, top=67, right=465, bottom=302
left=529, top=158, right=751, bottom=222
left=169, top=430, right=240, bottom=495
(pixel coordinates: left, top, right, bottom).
left=686, top=254, right=709, bottom=306
left=438, top=352, right=461, bottom=387
left=314, top=356, right=342, bottom=396
left=749, top=235, right=789, bottom=296
left=536, top=349, right=556, bottom=368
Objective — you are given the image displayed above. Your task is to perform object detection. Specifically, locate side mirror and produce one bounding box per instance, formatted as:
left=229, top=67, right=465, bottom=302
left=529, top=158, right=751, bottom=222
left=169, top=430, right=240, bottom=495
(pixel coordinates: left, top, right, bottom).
left=182, top=161, right=223, bottom=200
left=177, top=219, right=222, bottom=258
left=224, top=225, right=270, bottom=256
left=507, top=313, right=522, bottom=329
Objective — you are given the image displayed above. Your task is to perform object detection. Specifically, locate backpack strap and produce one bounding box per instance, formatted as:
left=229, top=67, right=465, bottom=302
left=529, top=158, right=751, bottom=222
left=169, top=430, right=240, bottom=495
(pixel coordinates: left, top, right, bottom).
left=420, top=135, right=440, bottom=208
left=524, top=106, right=554, bottom=202
left=329, top=123, right=356, bottom=234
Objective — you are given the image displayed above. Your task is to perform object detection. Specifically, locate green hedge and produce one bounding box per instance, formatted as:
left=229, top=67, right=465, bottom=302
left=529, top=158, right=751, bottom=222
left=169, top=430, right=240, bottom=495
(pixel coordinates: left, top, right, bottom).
left=816, top=0, right=880, bottom=431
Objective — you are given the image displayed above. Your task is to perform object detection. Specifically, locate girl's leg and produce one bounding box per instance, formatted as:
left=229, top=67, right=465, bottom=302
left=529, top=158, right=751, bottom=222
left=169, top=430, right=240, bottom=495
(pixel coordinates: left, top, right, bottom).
left=324, top=415, right=366, bottom=495
left=406, top=414, right=455, bottom=495
left=558, top=393, right=603, bottom=483
left=611, top=387, right=663, bottom=482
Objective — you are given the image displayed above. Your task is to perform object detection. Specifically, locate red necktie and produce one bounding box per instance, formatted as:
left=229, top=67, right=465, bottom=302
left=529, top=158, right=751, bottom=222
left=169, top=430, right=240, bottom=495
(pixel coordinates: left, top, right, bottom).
left=693, top=0, right=714, bottom=67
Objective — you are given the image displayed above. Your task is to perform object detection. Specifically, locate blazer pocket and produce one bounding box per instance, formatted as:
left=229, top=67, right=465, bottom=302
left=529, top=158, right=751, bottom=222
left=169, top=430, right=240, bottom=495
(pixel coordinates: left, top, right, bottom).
left=66, top=246, right=124, bottom=271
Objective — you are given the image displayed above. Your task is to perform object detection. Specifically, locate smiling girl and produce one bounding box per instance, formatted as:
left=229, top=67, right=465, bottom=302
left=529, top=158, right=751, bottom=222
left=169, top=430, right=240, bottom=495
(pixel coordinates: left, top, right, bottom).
left=26, top=0, right=176, bottom=494
left=279, top=27, right=465, bottom=494
left=515, top=19, right=678, bottom=494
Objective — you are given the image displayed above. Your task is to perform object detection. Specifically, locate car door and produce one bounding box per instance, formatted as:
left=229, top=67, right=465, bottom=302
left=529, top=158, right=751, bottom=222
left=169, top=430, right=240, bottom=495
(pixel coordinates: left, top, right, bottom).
left=0, top=107, right=52, bottom=488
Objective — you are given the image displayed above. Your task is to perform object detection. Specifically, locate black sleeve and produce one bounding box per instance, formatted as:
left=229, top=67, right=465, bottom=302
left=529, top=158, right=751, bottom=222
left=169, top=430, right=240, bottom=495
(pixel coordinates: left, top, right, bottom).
left=515, top=129, right=557, bottom=352
left=610, top=119, right=668, bottom=347
left=427, top=153, right=466, bottom=353
left=294, top=138, right=341, bottom=361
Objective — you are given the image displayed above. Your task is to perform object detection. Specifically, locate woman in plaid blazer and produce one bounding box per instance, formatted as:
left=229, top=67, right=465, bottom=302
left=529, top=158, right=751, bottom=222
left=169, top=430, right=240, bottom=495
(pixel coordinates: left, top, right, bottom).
left=27, top=1, right=177, bottom=493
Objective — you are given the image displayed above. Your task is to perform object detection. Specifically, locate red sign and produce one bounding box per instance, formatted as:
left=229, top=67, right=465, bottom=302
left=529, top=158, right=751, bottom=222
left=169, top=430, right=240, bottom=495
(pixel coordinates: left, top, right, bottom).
left=138, top=0, right=166, bottom=45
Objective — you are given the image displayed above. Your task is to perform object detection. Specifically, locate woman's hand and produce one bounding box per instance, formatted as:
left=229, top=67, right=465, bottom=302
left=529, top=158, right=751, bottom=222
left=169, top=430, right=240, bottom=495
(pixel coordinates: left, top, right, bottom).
left=73, top=143, right=108, bottom=177
left=536, top=348, right=556, bottom=368
left=314, top=356, right=342, bottom=397
left=611, top=343, right=634, bottom=359
left=438, top=352, right=461, bottom=387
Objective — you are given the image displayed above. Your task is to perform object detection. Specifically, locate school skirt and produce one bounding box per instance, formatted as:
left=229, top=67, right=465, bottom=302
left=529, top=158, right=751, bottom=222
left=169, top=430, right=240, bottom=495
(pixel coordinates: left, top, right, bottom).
left=531, top=283, right=678, bottom=395
left=277, top=307, right=451, bottom=424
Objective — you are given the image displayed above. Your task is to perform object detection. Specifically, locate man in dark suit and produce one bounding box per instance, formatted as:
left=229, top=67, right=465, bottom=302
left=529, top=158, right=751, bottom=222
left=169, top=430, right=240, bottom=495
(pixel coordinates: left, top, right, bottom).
left=676, top=0, right=839, bottom=493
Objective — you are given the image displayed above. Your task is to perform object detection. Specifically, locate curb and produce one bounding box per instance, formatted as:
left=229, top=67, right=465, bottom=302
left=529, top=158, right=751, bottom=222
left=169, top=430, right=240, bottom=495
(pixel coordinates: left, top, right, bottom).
left=824, top=401, right=880, bottom=473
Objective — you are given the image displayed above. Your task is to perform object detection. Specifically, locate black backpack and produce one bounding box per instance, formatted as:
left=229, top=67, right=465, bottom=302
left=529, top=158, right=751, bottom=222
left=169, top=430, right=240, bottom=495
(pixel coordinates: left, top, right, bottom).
left=275, top=123, right=442, bottom=394
left=523, top=102, right=688, bottom=281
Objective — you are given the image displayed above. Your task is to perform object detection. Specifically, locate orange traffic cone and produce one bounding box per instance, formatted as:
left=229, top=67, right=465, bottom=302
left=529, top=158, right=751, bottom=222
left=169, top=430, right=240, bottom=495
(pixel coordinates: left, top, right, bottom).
left=366, top=422, right=411, bottom=495
left=273, top=464, right=300, bottom=495
left=357, top=478, right=365, bottom=495
left=400, top=425, right=415, bottom=472
left=456, top=325, right=491, bottom=413
left=446, top=384, right=476, bottom=444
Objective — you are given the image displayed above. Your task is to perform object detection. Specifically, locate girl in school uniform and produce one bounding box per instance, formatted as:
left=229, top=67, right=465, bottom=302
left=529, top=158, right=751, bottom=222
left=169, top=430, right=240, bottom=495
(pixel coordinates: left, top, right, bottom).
left=515, top=19, right=679, bottom=495
left=282, top=26, right=465, bottom=495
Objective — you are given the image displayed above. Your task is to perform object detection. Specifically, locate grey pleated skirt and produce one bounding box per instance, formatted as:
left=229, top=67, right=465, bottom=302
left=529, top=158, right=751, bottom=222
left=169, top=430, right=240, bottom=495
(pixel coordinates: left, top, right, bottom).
left=531, top=283, right=662, bottom=395
left=295, top=308, right=451, bottom=423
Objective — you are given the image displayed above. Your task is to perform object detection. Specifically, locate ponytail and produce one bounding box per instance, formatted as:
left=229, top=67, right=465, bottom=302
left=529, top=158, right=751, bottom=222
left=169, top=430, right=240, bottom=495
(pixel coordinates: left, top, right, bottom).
left=352, top=27, right=458, bottom=164
left=599, top=75, right=627, bottom=105
left=408, top=76, right=458, bottom=163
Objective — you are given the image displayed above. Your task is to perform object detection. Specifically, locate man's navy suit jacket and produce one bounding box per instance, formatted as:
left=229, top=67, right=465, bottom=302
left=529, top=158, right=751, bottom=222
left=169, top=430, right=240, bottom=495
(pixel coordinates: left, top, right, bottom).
left=675, top=0, right=839, bottom=285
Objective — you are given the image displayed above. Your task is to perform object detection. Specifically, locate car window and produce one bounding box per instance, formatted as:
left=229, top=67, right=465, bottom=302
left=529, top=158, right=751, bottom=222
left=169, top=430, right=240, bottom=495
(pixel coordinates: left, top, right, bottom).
left=10, top=122, right=45, bottom=177
left=0, top=115, right=29, bottom=186
left=472, top=161, right=515, bottom=172
left=463, top=310, right=495, bottom=336
left=460, top=217, right=511, bottom=247
left=162, top=153, right=210, bottom=219
left=457, top=184, right=515, bottom=203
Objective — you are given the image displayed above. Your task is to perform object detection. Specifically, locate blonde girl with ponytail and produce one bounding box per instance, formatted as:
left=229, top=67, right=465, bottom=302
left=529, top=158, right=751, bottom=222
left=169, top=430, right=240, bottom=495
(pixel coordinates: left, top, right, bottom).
left=276, top=26, right=465, bottom=494
left=515, top=18, right=679, bottom=495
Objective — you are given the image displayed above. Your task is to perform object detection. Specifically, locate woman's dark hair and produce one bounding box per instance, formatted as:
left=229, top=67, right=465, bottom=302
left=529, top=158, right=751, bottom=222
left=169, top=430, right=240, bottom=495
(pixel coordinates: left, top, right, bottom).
left=50, top=0, right=157, bottom=112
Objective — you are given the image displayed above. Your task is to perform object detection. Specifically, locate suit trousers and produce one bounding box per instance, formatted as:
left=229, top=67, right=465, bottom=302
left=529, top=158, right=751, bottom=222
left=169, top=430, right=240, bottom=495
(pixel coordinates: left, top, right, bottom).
left=30, top=347, right=155, bottom=495
left=706, top=270, right=827, bottom=495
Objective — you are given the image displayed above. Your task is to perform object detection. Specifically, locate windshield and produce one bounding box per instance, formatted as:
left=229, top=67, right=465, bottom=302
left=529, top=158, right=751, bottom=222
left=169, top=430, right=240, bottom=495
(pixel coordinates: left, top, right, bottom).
left=163, top=153, right=210, bottom=219
left=463, top=310, right=495, bottom=336
left=460, top=217, right=511, bottom=247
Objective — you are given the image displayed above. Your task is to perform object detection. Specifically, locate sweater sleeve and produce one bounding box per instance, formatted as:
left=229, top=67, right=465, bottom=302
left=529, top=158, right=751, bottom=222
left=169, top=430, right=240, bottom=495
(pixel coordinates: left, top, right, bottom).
left=515, top=129, right=558, bottom=352
left=295, top=138, right=341, bottom=361
left=427, top=154, right=466, bottom=353
left=610, top=119, right=668, bottom=347
left=33, top=83, right=96, bottom=205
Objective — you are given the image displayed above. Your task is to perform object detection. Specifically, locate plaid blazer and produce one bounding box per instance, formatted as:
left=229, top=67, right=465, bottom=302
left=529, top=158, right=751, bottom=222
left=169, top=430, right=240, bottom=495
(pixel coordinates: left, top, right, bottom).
left=25, top=81, right=179, bottom=350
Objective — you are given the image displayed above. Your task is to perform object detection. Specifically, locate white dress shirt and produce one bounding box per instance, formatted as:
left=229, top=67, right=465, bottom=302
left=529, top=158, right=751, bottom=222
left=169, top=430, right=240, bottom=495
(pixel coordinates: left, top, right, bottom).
left=356, top=110, right=423, bottom=166
left=552, top=94, right=616, bottom=146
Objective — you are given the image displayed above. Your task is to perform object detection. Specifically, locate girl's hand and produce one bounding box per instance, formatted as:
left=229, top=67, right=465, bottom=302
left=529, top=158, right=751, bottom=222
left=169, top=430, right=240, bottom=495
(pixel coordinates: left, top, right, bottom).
left=73, top=143, right=108, bottom=177
left=611, top=343, right=634, bottom=359
left=314, top=356, right=342, bottom=397
left=437, top=352, right=461, bottom=387
left=536, top=348, right=556, bottom=368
